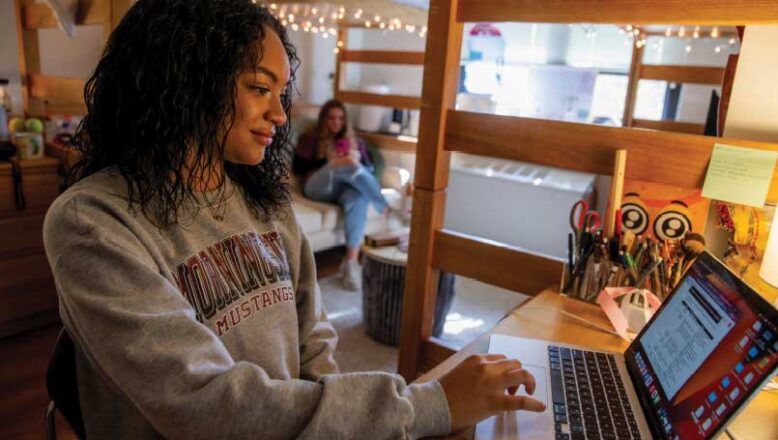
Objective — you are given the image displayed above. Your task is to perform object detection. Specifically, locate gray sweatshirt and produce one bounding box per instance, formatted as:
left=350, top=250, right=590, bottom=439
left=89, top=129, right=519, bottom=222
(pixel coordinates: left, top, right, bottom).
left=43, top=169, right=450, bottom=439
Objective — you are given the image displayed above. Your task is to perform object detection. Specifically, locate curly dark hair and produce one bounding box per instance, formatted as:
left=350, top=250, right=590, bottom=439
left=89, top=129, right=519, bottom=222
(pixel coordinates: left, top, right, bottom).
left=69, top=0, right=298, bottom=226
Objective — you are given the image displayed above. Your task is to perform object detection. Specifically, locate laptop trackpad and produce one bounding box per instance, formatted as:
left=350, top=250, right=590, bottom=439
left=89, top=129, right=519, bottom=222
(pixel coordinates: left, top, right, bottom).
left=475, top=364, right=551, bottom=439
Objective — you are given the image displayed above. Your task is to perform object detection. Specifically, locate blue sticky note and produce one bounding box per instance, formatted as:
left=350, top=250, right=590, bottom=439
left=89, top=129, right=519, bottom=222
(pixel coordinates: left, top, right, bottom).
left=721, top=376, right=731, bottom=388
left=735, top=363, right=744, bottom=374
left=748, top=346, right=759, bottom=359
left=708, top=391, right=717, bottom=404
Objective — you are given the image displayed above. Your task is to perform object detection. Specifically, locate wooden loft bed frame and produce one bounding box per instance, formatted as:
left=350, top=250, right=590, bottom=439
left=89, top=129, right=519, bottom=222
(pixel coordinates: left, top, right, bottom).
left=333, top=21, right=422, bottom=152
left=397, top=0, right=778, bottom=382
left=13, top=0, right=131, bottom=117
left=622, top=26, right=742, bottom=135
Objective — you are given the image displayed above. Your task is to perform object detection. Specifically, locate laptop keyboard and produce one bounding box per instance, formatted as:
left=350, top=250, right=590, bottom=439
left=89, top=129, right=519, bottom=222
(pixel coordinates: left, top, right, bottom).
left=548, top=345, right=642, bottom=440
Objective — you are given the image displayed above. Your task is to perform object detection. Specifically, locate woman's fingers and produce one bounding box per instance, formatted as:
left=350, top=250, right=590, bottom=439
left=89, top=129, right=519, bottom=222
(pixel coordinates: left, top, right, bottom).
left=501, top=395, right=547, bottom=412
left=502, top=368, right=537, bottom=395
left=480, top=354, right=508, bottom=362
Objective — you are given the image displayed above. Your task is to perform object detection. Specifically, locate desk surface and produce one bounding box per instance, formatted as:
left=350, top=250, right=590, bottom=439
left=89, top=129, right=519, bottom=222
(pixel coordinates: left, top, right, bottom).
left=416, top=290, right=778, bottom=440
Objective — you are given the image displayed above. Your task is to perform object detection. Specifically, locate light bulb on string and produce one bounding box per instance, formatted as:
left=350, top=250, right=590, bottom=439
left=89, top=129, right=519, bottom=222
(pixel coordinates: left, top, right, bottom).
left=729, top=38, right=737, bottom=45
left=333, top=47, right=339, bottom=54
left=337, top=40, right=344, bottom=48
left=665, top=27, right=672, bottom=37
left=711, top=27, right=720, bottom=38
left=715, top=46, right=721, bottom=53
left=288, top=14, right=294, bottom=22
left=693, top=26, right=700, bottom=38
left=379, top=22, right=386, bottom=29
left=365, top=21, right=371, bottom=28
left=685, top=44, right=692, bottom=52
left=626, top=25, right=633, bottom=31
left=678, top=26, right=685, bottom=37
left=319, top=17, right=324, bottom=24
left=311, top=7, right=317, bottom=15
left=269, top=3, right=276, bottom=9
left=291, top=23, right=299, bottom=31
left=281, top=19, right=287, bottom=26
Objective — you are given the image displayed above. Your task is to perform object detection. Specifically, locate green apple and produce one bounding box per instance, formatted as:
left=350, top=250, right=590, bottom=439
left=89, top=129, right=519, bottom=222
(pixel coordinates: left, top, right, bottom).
left=24, top=117, right=44, bottom=133
left=8, top=117, right=25, bottom=133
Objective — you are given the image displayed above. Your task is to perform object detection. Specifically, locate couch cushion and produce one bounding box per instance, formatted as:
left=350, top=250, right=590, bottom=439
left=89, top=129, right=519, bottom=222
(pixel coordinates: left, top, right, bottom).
left=292, top=198, right=325, bottom=233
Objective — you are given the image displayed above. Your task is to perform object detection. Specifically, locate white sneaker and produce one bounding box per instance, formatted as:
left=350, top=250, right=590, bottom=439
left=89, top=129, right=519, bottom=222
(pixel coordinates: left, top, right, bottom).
left=340, top=259, right=362, bottom=291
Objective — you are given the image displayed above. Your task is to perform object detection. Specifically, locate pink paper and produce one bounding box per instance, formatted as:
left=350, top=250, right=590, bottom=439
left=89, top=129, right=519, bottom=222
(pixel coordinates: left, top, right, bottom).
left=596, top=287, right=662, bottom=341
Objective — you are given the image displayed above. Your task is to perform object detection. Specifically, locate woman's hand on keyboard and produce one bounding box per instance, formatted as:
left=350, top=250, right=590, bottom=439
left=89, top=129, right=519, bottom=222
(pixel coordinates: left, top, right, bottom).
left=439, top=354, right=547, bottom=432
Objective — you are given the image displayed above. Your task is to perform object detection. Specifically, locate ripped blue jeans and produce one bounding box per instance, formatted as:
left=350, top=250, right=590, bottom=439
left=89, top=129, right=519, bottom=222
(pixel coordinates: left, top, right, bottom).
left=303, top=163, right=388, bottom=248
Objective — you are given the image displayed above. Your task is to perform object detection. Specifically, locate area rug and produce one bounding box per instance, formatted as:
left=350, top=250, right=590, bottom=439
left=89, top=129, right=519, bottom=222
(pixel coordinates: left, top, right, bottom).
left=319, top=273, right=529, bottom=375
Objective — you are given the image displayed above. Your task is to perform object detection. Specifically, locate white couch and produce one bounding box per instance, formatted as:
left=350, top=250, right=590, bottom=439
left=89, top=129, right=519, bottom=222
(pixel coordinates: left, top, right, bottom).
left=290, top=170, right=407, bottom=252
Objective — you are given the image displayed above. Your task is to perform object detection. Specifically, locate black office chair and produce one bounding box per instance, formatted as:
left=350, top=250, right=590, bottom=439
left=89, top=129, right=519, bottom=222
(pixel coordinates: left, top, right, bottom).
left=45, top=328, right=87, bottom=439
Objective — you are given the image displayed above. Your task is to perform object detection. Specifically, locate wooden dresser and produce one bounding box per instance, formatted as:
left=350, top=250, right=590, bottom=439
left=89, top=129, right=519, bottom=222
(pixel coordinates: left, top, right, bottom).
left=0, top=157, right=61, bottom=337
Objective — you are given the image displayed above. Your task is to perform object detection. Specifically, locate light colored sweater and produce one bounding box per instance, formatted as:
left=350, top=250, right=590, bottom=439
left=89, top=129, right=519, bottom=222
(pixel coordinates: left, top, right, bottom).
left=43, top=169, right=450, bottom=439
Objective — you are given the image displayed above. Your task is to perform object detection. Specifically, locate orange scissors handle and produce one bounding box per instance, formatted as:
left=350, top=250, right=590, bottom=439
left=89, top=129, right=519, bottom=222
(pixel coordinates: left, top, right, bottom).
left=582, top=210, right=601, bottom=233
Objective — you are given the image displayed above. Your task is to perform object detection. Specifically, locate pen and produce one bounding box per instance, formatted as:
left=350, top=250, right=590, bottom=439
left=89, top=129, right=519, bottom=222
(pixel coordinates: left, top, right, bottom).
left=567, top=233, right=574, bottom=281
left=635, top=257, right=663, bottom=290
left=624, top=251, right=638, bottom=282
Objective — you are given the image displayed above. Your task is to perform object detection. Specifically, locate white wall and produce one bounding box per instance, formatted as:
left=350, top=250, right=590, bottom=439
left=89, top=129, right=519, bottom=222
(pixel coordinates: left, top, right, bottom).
left=0, top=0, right=103, bottom=116
left=290, top=30, right=337, bottom=106
left=705, top=26, right=778, bottom=256
left=0, top=0, right=24, bottom=115
left=723, top=26, right=778, bottom=143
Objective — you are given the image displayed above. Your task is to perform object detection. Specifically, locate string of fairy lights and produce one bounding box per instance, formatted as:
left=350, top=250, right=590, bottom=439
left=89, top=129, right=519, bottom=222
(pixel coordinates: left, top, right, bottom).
left=254, top=1, right=428, bottom=54
left=253, top=2, right=737, bottom=56
left=618, top=25, right=739, bottom=53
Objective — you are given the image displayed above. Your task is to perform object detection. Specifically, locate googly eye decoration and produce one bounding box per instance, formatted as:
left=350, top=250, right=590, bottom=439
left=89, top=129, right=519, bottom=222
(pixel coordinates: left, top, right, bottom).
left=621, top=202, right=649, bottom=235
left=653, top=210, right=692, bottom=241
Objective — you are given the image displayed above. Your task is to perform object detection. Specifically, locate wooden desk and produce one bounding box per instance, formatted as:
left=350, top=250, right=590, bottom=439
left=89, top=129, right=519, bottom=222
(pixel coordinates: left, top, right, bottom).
left=415, top=290, right=778, bottom=440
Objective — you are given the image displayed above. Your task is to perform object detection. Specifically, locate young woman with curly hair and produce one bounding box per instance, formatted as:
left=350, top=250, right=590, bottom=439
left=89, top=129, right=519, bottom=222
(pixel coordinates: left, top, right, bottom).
left=293, top=99, right=389, bottom=290
left=43, top=1, right=544, bottom=438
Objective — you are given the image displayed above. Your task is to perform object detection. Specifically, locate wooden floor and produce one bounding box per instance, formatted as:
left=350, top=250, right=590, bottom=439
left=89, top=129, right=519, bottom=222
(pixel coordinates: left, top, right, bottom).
left=0, top=247, right=345, bottom=439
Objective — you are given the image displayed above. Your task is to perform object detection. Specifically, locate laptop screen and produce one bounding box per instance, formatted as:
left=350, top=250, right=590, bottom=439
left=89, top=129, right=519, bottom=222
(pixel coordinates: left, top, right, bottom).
left=625, top=251, right=777, bottom=439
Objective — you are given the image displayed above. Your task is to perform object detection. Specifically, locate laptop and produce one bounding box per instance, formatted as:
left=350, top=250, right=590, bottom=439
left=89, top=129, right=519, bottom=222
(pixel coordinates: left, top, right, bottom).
left=475, top=251, right=778, bottom=440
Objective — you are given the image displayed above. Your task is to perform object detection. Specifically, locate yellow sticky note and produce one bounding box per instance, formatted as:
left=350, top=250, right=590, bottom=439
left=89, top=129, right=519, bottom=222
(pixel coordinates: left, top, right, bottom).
left=702, top=143, right=777, bottom=207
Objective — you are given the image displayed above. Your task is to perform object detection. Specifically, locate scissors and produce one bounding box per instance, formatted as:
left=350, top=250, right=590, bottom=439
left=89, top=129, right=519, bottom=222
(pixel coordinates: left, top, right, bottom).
left=569, top=200, right=602, bottom=259
left=569, top=200, right=601, bottom=235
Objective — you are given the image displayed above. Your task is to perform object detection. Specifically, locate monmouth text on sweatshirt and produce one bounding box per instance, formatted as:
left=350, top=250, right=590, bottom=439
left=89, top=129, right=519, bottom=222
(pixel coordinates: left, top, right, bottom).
left=43, top=169, right=450, bottom=439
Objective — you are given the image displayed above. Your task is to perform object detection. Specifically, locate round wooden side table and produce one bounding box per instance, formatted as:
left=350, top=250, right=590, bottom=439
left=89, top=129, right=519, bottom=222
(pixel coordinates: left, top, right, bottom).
left=361, top=244, right=455, bottom=346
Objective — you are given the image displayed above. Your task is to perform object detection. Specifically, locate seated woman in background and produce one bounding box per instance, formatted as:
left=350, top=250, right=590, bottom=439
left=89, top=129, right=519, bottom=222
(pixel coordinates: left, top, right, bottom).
left=293, top=100, right=388, bottom=290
